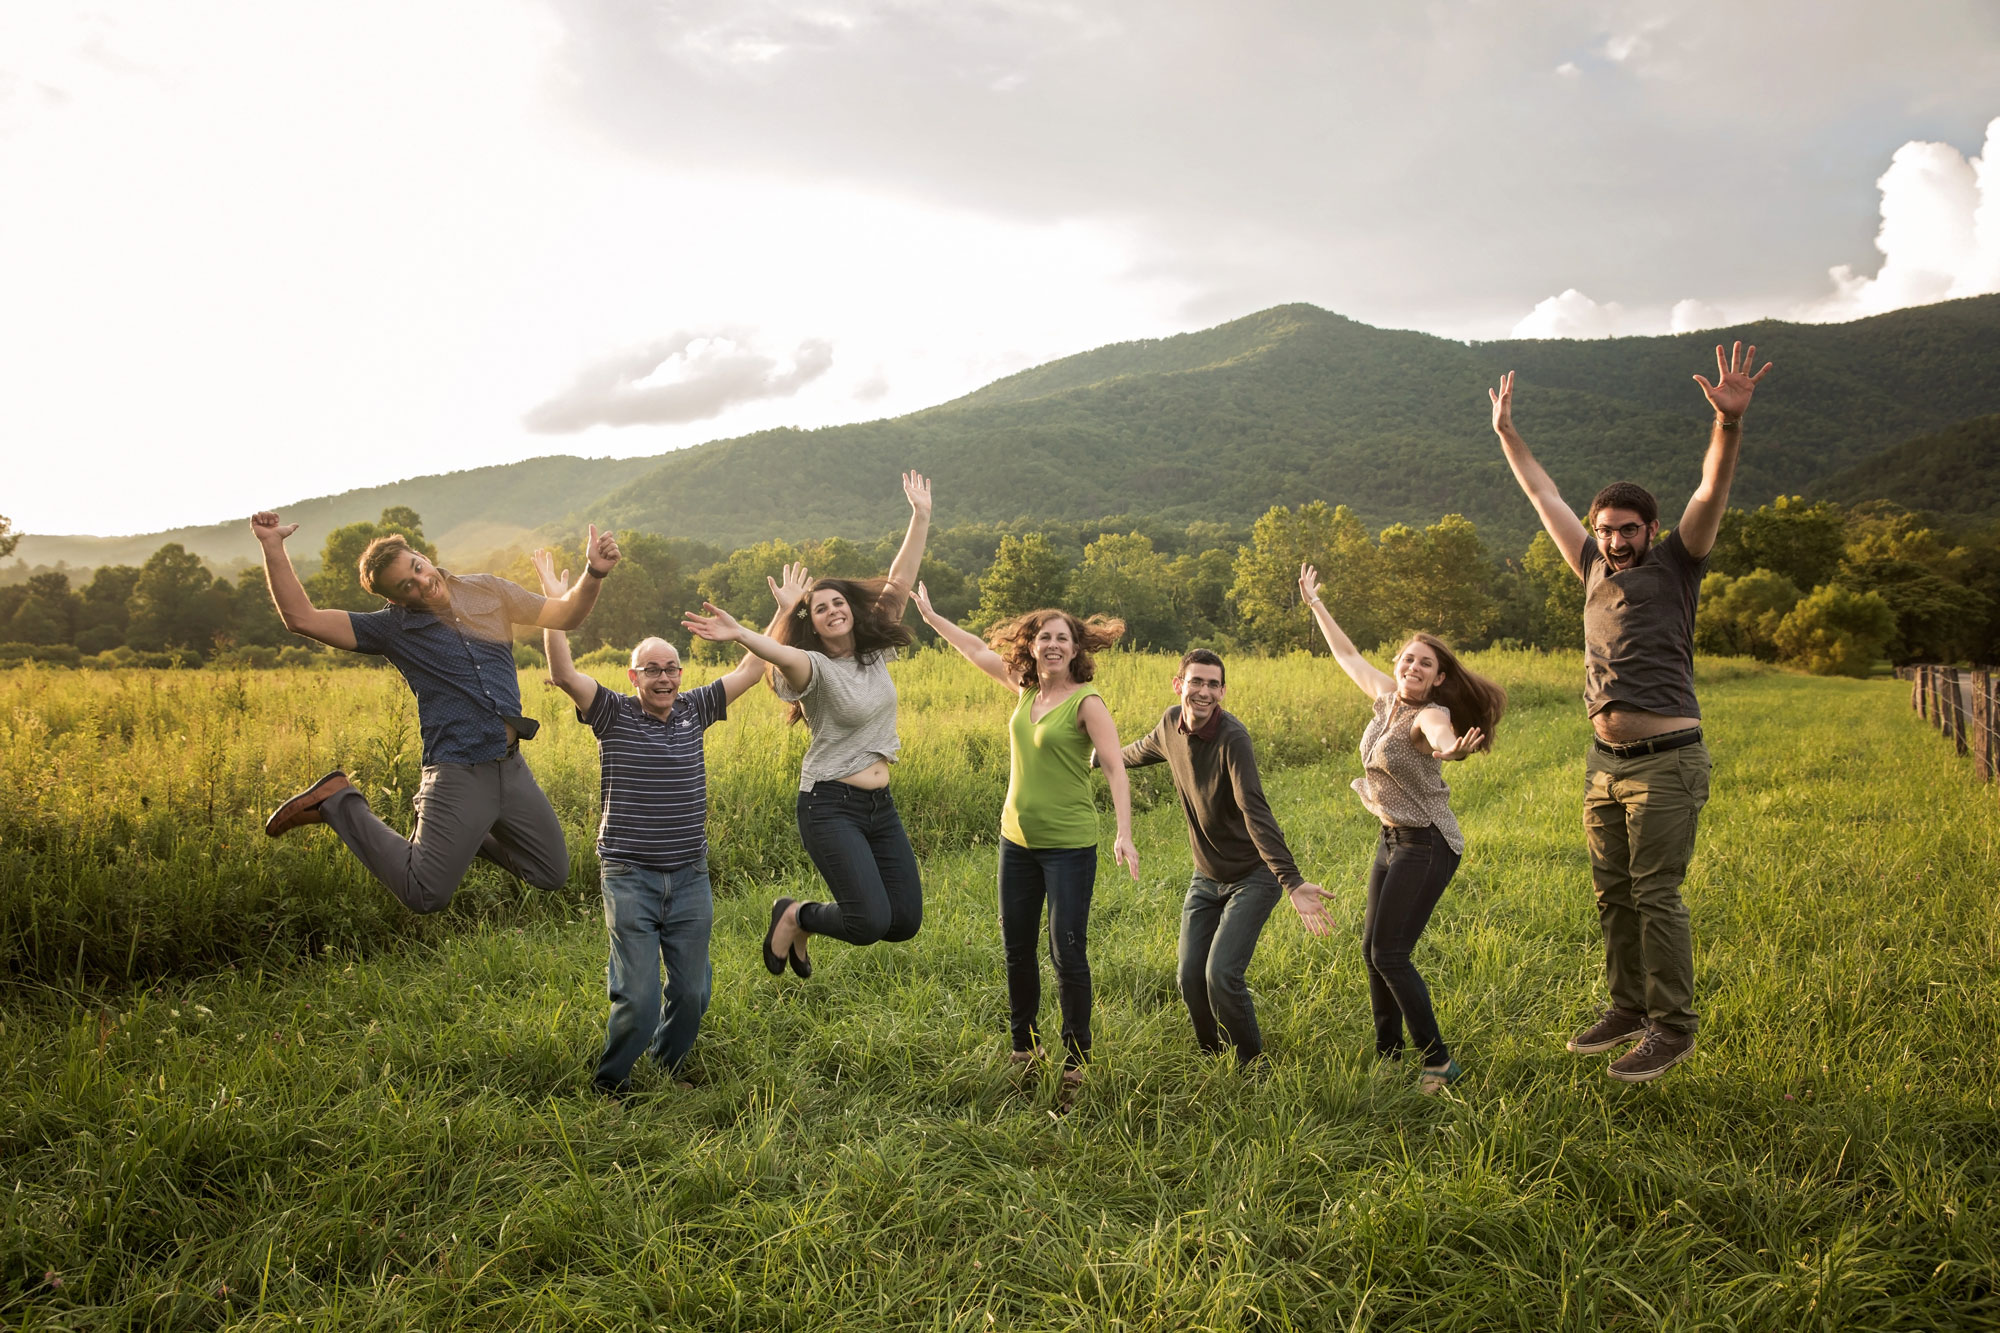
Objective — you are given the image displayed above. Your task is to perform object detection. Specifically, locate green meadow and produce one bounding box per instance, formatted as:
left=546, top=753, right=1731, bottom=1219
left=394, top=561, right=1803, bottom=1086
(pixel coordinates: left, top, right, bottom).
left=2, top=653, right=1996, bottom=1330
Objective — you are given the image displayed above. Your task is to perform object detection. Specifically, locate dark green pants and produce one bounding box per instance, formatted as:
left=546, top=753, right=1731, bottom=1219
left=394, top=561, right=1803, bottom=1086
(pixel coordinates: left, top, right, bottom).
left=1583, top=741, right=1709, bottom=1034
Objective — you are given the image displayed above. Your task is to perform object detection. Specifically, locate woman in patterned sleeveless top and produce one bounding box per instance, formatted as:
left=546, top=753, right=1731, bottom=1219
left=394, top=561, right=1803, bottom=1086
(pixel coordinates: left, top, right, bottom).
left=1299, top=564, right=1507, bottom=1094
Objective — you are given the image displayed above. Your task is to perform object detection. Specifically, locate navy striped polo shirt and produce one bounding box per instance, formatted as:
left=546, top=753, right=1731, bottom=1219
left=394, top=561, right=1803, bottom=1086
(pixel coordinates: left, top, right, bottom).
left=582, top=680, right=728, bottom=871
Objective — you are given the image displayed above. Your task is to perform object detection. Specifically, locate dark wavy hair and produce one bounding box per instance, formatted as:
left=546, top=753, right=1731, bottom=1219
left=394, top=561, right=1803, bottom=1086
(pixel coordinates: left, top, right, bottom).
left=1400, top=631, right=1506, bottom=752
left=1588, top=481, right=1659, bottom=528
left=770, top=577, right=915, bottom=725
left=985, top=608, right=1125, bottom=687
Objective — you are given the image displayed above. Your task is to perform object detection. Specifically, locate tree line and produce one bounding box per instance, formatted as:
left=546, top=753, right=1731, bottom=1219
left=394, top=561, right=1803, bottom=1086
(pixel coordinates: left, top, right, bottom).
left=4, top=496, right=1997, bottom=675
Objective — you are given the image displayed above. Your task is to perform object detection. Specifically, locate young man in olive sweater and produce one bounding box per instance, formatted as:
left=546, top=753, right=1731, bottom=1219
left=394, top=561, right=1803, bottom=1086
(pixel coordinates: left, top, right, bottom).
left=1111, top=649, right=1332, bottom=1065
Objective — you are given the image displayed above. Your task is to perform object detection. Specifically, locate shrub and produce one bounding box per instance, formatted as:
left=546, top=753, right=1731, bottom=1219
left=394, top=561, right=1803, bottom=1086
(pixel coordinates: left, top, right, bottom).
left=1696, top=568, right=1802, bottom=660
left=1773, top=584, right=1896, bottom=677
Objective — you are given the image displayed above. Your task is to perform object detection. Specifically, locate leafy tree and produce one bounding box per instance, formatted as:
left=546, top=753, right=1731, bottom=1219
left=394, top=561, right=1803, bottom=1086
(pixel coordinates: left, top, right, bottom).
left=127, top=544, right=222, bottom=655
left=909, top=556, right=974, bottom=640
left=696, top=538, right=808, bottom=633
left=972, top=533, right=1071, bottom=630
left=1071, top=533, right=1179, bottom=649
left=75, top=565, right=141, bottom=654
left=0, top=515, right=17, bottom=559
left=1710, top=497, right=1846, bottom=591
left=1376, top=514, right=1493, bottom=647
left=306, top=509, right=440, bottom=612
left=1772, top=584, right=1895, bottom=677
left=1694, top=569, right=1801, bottom=659
left=1165, top=547, right=1238, bottom=644
left=1230, top=502, right=1381, bottom=653
left=1838, top=557, right=1990, bottom=664
left=6, top=572, right=80, bottom=645
left=1520, top=531, right=1584, bottom=650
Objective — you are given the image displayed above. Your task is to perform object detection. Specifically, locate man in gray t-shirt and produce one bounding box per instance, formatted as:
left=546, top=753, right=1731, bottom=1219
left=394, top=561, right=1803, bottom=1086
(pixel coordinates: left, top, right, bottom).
left=1490, top=343, right=1771, bottom=1084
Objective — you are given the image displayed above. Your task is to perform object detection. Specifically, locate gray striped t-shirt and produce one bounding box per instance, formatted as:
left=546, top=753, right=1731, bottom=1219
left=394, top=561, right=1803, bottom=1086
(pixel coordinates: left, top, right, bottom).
left=772, top=649, right=901, bottom=791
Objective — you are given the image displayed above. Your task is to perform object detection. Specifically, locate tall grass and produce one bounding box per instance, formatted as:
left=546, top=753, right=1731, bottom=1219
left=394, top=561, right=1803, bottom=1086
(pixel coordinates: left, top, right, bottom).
left=3, top=656, right=1994, bottom=1328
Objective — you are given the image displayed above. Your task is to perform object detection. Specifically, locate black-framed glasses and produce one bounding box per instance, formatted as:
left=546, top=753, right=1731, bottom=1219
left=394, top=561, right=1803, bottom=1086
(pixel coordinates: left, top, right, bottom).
left=634, top=664, right=683, bottom=680
left=1592, top=522, right=1648, bottom=542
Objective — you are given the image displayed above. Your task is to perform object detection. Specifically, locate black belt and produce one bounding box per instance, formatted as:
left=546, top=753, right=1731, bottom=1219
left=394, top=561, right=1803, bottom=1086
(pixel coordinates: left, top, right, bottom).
left=1594, top=727, right=1702, bottom=759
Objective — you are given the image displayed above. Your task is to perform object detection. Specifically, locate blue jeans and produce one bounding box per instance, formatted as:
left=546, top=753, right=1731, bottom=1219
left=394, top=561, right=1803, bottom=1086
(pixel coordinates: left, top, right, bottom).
left=998, top=839, right=1097, bottom=1066
left=595, top=858, right=714, bottom=1092
left=1362, top=825, right=1461, bottom=1066
left=1179, top=868, right=1283, bottom=1064
left=794, top=782, right=924, bottom=946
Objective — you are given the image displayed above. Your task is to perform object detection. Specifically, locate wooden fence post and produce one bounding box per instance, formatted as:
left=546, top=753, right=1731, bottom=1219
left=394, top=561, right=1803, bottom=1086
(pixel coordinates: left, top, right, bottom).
left=1919, top=666, right=1930, bottom=722
left=1974, top=669, right=1993, bottom=782
left=1948, top=668, right=1969, bottom=756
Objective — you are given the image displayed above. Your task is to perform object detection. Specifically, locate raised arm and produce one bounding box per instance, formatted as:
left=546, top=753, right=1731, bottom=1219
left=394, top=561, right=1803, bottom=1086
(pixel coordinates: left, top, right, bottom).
left=1299, top=564, right=1392, bottom=700
left=534, top=525, right=621, bottom=631
left=1679, top=341, right=1772, bottom=559
left=250, top=512, right=359, bottom=651
left=530, top=549, right=598, bottom=713
left=879, top=471, right=932, bottom=619
left=913, top=579, right=1016, bottom=689
left=1078, top=694, right=1140, bottom=881
left=682, top=601, right=814, bottom=694
left=1490, top=372, right=1589, bottom=578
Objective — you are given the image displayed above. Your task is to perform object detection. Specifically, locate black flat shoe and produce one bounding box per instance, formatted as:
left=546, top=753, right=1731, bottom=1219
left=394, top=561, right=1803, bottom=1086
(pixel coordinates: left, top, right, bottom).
left=788, top=935, right=812, bottom=979
left=763, top=898, right=793, bottom=976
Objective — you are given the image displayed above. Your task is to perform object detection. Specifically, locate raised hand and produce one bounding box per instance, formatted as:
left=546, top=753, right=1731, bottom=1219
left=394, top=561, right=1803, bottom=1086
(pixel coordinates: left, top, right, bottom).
left=1488, top=370, right=1517, bottom=436
left=912, top=579, right=938, bottom=623
left=1434, top=726, right=1487, bottom=762
left=1299, top=563, right=1323, bottom=606
left=1113, top=832, right=1141, bottom=881
left=250, top=511, right=299, bottom=545
left=767, top=561, right=812, bottom=619
left=585, top=524, right=621, bottom=575
left=681, top=601, right=744, bottom=643
left=902, top=470, right=933, bottom=518
left=529, top=548, right=571, bottom=597
left=1692, top=342, right=1771, bottom=420
left=1288, top=882, right=1333, bottom=937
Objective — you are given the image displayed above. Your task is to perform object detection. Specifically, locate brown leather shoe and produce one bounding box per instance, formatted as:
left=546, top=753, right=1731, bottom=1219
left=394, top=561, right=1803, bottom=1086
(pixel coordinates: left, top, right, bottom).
left=264, top=771, right=352, bottom=836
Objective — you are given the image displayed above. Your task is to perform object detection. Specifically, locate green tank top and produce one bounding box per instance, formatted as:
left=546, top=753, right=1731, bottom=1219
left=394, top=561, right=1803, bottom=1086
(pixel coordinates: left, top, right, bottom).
left=1001, top=684, right=1103, bottom=849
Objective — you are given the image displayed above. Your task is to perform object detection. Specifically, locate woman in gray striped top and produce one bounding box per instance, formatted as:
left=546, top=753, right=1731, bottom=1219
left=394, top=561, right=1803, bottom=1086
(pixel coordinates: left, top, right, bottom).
left=1300, top=564, right=1506, bottom=1094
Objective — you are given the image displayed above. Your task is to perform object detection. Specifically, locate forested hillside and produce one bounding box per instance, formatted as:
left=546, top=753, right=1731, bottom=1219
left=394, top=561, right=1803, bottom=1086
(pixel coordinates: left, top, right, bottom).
left=1811, top=413, right=2000, bottom=518
left=14, top=295, right=2000, bottom=574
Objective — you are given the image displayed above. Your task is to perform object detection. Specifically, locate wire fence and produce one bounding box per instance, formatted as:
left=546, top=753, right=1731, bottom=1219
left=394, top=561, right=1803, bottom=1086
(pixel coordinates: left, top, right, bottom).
left=1895, top=665, right=1998, bottom=782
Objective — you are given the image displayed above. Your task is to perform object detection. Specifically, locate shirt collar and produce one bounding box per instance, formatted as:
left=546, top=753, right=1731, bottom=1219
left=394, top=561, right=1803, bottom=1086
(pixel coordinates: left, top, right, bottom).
left=1177, top=705, right=1223, bottom=741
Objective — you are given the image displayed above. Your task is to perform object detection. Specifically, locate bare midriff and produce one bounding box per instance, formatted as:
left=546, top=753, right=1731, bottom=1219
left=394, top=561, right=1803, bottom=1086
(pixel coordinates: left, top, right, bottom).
left=1593, top=708, right=1700, bottom=743
left=834, top=759, right=892, bottom=789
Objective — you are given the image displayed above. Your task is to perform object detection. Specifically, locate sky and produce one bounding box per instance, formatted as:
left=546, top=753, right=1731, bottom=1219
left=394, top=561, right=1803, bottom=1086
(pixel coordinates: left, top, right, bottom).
left=4, top=1, right=1999, bottom=538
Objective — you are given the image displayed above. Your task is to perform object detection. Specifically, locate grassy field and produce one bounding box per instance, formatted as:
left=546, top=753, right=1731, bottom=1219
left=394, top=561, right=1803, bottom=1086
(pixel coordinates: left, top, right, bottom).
left=2, top=654, right=1997, bottom=1329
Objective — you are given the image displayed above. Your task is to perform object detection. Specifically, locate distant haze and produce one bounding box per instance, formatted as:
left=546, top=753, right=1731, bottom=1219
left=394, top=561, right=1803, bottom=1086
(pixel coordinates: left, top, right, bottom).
left=4, top=2, right=1998, bottom=537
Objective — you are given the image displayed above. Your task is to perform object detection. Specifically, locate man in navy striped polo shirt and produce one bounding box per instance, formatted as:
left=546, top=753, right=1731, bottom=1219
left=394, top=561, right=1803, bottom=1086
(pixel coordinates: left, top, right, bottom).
left=534, top=550, right=767, bottom=1096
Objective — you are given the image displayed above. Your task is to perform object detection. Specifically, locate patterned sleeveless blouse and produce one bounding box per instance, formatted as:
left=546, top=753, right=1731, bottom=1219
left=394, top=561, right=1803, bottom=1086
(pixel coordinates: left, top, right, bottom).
left=1350, top=693, right=1465, bottom=854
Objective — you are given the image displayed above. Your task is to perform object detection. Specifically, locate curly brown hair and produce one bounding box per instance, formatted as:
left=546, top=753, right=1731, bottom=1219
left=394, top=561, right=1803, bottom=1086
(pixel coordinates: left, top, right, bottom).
left=769, top=576, right=915, bottom=725
left=1400, top=631, right=1506, bottom=752
left=985, top=608, right=1125, bottom=687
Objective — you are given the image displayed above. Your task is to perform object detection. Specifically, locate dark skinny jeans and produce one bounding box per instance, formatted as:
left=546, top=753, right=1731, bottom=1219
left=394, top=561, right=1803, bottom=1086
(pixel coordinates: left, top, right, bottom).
left=1362, top=823, right=1461, bottom=1067
left=794, top=781, right=924, bottom=946
left=997, top=839, right=1097, bottom=1067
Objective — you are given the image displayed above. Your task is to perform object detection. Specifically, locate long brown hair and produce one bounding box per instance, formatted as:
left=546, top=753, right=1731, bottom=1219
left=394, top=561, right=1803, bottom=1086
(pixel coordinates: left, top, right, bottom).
left=770, top=576, right=915, bottom=724
left=986, top=608, right=1125, bottom=688
left=1402, top=631, right=1506, bottom=751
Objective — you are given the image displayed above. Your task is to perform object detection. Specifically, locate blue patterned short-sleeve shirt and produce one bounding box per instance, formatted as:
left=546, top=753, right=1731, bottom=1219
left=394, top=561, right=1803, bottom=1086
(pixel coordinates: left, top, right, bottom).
left=347, top=571, right=547, bottom=765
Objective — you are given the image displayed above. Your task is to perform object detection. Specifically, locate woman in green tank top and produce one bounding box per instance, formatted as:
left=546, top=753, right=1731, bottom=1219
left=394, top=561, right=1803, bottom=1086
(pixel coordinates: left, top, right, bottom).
left=915, top=585, right=1138, bottom=1084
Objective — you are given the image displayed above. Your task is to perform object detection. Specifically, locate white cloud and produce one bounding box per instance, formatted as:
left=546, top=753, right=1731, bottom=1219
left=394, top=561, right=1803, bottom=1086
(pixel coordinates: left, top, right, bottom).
left=1555, top=61, right=1580, bottom=77
left=1510, top=289, right=1628, bottom=339
left=1669, top=298, right=1728, bottom=333
left=524, top=332, right=835, bottom=433
left=1798, top=116, right=2000, bottom=321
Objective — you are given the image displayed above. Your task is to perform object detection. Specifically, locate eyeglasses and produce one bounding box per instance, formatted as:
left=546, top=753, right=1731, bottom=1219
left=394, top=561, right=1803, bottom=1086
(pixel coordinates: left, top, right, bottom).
left=1591, top=522, right=1648, bottom=542
left=634, top=664, right=682, bottom=680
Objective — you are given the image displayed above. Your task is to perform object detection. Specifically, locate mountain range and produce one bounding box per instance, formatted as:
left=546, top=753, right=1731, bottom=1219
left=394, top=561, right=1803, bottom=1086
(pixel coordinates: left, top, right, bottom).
left=18, top=294, right=2000, bottom=575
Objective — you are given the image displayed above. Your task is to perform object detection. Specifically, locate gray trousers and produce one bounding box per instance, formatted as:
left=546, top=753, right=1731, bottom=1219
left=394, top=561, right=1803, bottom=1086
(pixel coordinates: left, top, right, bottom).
left=1178, top=867, right=1283, bottom=1063
left=322, top=751, right=570, bottom=913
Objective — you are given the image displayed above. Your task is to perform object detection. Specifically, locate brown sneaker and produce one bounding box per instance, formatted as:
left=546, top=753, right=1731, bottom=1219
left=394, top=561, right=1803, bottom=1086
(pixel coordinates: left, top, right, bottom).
left=264, top=771, right=352, bottom=836
left=1607, top=1025, right=1696, bottom=1083
left=1565, top=1007, right=1648, bottom=1055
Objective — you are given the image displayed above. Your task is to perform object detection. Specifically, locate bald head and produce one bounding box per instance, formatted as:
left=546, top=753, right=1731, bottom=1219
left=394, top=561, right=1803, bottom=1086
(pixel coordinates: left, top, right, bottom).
left=629, top=637, right=679, bottom=669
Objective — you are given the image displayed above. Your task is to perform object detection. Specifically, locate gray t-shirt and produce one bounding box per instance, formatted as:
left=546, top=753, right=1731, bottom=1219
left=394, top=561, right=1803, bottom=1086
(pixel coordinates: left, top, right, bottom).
left=1580, top=527, right=1706, bottom=721
left=772, top=648, right=901, bottom=790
